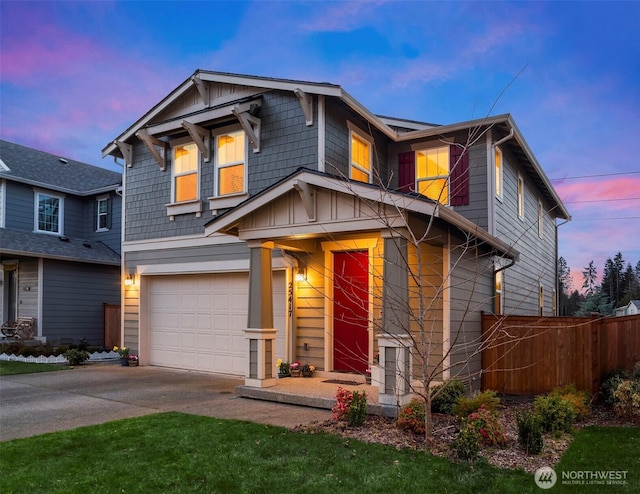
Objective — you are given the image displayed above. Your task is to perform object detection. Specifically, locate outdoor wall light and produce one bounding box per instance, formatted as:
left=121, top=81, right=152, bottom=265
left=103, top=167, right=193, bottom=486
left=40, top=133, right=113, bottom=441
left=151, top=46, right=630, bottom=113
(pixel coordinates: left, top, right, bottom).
left=125, top=272, right=135, bottom=286
left=295, top=266, right=307, bottom=282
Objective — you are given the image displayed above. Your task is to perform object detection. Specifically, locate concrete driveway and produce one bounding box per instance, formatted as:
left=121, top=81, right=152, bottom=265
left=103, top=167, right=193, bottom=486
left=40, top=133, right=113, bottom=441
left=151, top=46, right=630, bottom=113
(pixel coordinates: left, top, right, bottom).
left=0, top=363, right=332, bottom=442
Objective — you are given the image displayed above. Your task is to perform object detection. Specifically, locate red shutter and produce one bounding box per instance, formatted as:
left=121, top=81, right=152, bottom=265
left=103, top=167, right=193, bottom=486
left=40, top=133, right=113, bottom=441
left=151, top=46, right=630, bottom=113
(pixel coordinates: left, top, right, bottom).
left=450, top=145, right=469, bottom=206
left=398, top=151, right=415, bottom=193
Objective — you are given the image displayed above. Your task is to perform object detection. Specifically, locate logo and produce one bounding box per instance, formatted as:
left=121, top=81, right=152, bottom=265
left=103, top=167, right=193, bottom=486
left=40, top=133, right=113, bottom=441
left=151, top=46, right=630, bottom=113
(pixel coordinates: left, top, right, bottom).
left=535, top=466, right=557, bottom=489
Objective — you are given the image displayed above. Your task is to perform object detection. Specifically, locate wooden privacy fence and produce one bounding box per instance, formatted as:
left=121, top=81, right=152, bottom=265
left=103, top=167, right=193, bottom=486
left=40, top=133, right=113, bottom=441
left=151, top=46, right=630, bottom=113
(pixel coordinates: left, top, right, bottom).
left=104, top=303, right=121, bottom=349
left=481, top=313, right=640, bottom=396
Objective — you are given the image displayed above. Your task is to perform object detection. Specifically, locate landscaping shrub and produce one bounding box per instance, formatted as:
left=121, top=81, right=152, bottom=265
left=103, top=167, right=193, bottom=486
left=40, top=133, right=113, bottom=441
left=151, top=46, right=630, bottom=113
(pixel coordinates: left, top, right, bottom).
left=348, top=391, right=367, bottom=427
left=465, top=405, right=507, bottom=447
left=396, top=398, right=426, bottom=435
left=534, top=394, right=576, bottom=436
left=430, top=379, right=464, bottom=414
left=551, top=384, right=590, bottom=419
left=63, top=348, right=90, bottom=366
left=453, top=390, right=501, bottom=417
left=516, top=411, right=543, bottom=455
left=452, top=420, right=480, bottom=462
left=612, top=379, right=640, bottom=420
left=601, top=368, right=629, bottom=406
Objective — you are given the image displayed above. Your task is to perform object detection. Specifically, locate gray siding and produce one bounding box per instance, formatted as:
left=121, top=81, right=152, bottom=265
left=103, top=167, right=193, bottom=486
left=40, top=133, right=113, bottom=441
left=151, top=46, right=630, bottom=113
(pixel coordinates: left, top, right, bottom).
left=125, top=241, right=251, bottom=268
left=84, top=192, right=122, bottom=253
left=453, top=142, right=489, bottom=231
left=495, top=146, right=556, bottom=315
left=42, top=259, right=120, bottom=345
left=5, top=182, right=33, bottom=231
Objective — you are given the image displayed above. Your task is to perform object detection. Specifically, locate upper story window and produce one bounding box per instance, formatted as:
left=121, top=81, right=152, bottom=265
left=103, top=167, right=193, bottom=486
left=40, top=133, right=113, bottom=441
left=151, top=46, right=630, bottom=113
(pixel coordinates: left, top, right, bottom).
left=495, top=147, right=503, bottom=200
left=173, top=141, right=199, bottom=202
left=350, top=131, right=372, bottom=183
left=417, top=146, right=449, bottom=204
left=216, top=130, right=246, bottom=196
left=96, top=196, right=109, bottom=231
left=517, top=174, right=524, bottom=220
left=495, top=270, right=504, bottom=315
left=35, top=192, right=63, bottom=234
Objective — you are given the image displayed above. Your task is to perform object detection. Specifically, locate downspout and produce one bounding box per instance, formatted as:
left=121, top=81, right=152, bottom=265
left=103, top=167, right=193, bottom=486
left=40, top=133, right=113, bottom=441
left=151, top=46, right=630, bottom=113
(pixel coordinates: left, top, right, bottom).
left=493, top=127, right=515, bottom=148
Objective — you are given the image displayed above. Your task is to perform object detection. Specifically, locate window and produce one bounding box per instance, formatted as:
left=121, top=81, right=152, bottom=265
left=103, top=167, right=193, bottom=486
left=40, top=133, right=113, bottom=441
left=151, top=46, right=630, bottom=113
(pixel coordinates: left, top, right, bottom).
left=495, top=147, right=503, bottom=199
left=96, top=196, right=109, bottom=231
left=537, top=200, right=543, bottom=238
left=417, top=146, right=449, bottom=204
left=173, top=141, right=199, bottom=202
left=35, top=192, right=63, bottom=234
left=495, top=270, right=504, bottom=315
left=216, top=130, right=245, bottom=196
left=517, top=174, right=524, bottom=219
left=539, top=285, right=544, bottom=316
left=350, top=131, right=372, bottom=183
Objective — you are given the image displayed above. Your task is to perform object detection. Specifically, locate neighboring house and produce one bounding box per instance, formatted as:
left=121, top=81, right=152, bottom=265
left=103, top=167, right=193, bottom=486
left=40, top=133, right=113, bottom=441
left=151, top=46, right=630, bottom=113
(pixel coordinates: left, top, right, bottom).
left=103, top=70, right=569, bottom=404
left=0, top=140, right=122, bottom=345
left=614, top=300, right=640, bottom=317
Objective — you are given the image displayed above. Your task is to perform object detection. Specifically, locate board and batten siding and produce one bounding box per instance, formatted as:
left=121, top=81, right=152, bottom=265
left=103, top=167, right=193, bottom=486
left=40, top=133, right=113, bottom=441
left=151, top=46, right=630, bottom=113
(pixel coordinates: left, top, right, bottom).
left=42, top=259, right=119, bottom=344
left=494, top=146, right=556, bottom=315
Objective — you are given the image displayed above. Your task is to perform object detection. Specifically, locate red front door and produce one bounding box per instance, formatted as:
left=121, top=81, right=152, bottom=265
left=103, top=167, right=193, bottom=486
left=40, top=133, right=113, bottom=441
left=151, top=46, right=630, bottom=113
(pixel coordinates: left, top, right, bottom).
left=333, top=251, right=369, bottom=373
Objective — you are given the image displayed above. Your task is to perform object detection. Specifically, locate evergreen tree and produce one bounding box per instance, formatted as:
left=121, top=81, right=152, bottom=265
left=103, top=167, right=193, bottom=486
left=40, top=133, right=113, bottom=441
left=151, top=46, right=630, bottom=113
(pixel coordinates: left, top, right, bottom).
left=581, top=260, right=597, bottom=296
left=557, top=257, right=571, bottom=315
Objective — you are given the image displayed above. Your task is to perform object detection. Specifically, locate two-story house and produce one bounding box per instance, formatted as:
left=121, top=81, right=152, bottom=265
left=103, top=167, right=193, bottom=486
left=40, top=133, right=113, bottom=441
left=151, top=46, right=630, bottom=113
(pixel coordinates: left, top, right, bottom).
left=103, top=71, right=569, bottom=405
left=0, top=140, right=122, bottom=346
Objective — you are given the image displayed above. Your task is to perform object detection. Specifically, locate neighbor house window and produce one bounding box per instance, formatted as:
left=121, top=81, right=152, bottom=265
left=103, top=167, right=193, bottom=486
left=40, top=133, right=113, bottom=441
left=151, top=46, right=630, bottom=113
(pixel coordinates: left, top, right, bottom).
left=350, top=131, right=372, bottom=183
left=517, top=174, right=524, bottom=220
left=539, top=285, right=544, bottom=316
left=417, top=145, right=449, bottom=204
left=35, top=192, right=63, bottom=234
left=173, top=141, right=199, bottom=202
left=216, top=130, right=245, bottom=196
left=495, top=270, right=504, bottom=315
left=96, top=196, right=109, bottom=231
left=495, top=146, right=503, bottom=199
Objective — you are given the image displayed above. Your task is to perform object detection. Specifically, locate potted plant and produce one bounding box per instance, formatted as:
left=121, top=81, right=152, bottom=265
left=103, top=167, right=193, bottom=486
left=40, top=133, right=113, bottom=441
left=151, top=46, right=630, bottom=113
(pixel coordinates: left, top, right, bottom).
left=301, top=363, right=315, bottom=377
left=114, top=346, right=130, bottom=366
left=290, top=361, right=302, bottom=377
left=128, top=354, right=139, bottom=367
left=276, top=358, right=290, bottom=377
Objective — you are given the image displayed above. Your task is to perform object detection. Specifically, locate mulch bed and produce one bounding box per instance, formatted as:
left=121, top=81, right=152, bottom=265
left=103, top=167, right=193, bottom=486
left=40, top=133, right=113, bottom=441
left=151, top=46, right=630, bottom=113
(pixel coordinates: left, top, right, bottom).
left=294, top=396, right=636, bottom=473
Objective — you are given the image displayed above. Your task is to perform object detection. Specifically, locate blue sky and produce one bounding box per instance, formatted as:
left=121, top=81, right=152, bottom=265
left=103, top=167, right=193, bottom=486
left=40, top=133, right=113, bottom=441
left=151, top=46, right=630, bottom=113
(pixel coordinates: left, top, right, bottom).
left=1, top=0, right=639, bottom=291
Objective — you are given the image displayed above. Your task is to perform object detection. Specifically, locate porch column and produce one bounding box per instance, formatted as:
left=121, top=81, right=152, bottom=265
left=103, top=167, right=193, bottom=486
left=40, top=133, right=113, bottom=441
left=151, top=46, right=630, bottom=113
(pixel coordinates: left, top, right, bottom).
left=244, top=240, right=277, bottom=388
left=378, top=231, right=413, bottom=406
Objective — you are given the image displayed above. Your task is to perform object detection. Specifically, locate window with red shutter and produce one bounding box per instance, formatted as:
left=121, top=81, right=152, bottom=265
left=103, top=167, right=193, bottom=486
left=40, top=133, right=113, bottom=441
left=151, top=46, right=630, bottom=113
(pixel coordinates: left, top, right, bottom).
left=449, top=145, right=469, bottom=206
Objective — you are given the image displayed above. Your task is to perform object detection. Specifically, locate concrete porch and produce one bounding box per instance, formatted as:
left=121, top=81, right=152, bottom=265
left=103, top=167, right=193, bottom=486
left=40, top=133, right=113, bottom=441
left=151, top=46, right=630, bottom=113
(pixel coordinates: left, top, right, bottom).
left=236, top=372, right=400, bottom=417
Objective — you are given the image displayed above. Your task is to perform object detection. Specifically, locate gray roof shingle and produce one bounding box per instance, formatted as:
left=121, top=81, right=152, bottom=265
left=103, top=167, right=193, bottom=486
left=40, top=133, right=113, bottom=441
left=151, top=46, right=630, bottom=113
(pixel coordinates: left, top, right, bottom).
left=0, top=140, right=121, bottom=194
left=0, top=229, right=120, bottom=265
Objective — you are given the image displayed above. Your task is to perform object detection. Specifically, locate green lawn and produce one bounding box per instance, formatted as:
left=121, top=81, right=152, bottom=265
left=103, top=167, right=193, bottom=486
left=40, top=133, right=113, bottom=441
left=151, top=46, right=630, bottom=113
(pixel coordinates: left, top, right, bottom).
left=1, top=413, right=637, bottom=494
left=0, top=360, right=71, bottom=375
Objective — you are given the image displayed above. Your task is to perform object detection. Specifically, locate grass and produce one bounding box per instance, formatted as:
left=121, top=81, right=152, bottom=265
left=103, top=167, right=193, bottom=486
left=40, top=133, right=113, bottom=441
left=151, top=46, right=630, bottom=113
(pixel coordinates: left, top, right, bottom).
left=1, top=413, right=637, bottom=494
left=0, top=360, right=71, bottom=375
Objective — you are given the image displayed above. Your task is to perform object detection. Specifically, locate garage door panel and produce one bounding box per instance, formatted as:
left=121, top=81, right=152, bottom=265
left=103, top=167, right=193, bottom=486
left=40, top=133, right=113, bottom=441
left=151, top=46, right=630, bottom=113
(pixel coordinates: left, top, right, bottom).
left=148, top=271, right=286, bottom=376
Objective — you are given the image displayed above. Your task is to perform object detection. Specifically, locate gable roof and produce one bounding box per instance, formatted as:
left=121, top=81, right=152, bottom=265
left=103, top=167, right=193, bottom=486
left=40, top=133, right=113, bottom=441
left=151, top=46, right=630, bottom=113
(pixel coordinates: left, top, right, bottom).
left=204, top=168, right=519, bottom=261
left=102, top=69, right=568, bottom=220
left=0, top=228, right=120, bottom=265
left=1, top=140, right=121, bottom=195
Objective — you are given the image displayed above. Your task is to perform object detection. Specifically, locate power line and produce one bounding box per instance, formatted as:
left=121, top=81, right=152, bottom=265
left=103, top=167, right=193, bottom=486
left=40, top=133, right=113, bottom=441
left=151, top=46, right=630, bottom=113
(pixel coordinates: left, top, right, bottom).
left=550, top=171, right=640, bottom=181
left=570, top=216, right=640, bottom=222
left=564, top=197, right=640, bottom=204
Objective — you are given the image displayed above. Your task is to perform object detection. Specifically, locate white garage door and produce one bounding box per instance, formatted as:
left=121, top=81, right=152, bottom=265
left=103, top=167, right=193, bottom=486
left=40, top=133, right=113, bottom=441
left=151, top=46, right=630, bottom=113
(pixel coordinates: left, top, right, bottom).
left=147, top=271, right=286, bottom=375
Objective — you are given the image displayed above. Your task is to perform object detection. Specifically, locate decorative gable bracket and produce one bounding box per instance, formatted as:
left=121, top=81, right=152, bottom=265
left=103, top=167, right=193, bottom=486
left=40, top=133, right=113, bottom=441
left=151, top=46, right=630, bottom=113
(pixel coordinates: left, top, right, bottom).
left=181, top=120, right=211, bottom=162
left=232, top=105, right=261, bottom=153
left=294, top=88, right=313, bottom=126
left=113, top=140, right=133, bottom=168
left=136, top=130, right=167, bottom=171
left=192, top=75, right=210, bottom=107
left=292, top=179, right=316, bottom=221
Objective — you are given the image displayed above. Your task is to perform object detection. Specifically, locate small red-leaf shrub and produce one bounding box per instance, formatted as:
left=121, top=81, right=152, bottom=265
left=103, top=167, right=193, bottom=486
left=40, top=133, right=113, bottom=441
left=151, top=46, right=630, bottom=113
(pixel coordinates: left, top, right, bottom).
left=332, top=387, right=353, bottom=421
left=466, top=405, right=507, bottom=447
left=396, top=398, right=426, bottom=435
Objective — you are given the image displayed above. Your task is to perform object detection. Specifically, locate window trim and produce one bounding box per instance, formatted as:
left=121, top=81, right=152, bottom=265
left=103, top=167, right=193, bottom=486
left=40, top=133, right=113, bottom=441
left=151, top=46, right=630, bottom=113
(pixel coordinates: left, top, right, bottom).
left=34, top=190, right=64, bottom=235
left=537, top=200, right=543, bottom=238
left=517, top=173, right=524, bottom=221
left=170, top=137, right=201, bottom=204
left=96, top=195, right=109, bottom=232
left=495, top=270, right=504, bottom=315
left=347, top=121, right=373, bottom=184
left=539, top=284, right=544, bottom=316
left=495, top=146, right=503, bottom=201
left=415, top=144, right=450, bottom=205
